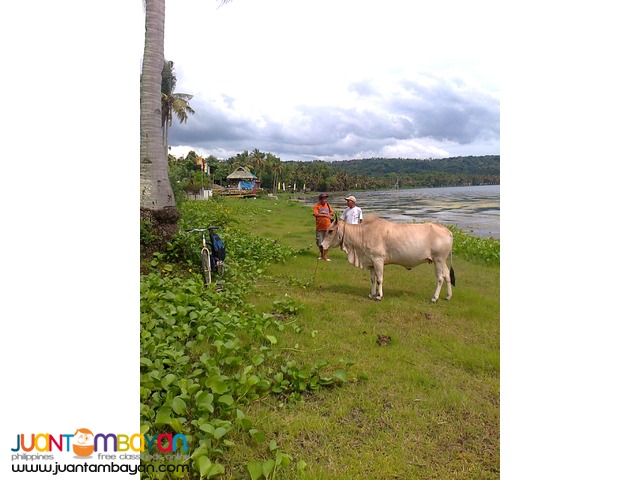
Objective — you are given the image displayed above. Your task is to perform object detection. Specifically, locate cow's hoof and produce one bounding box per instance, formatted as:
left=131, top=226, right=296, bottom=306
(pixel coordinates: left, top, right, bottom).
left=430, top=298, right=437, bottom=303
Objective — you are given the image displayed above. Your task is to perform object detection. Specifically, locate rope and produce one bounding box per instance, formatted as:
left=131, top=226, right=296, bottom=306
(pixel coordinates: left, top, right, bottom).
left=312, top=256, right=320, bottom=285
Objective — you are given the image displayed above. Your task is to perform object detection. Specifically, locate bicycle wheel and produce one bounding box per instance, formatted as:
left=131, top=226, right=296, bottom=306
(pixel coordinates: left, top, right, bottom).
left=201, top=249, right=212, bottom=286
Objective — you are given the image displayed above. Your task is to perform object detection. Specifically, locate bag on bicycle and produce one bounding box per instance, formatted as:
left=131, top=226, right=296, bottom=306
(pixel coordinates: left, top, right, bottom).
left=208, top=230, right=226, bottom=263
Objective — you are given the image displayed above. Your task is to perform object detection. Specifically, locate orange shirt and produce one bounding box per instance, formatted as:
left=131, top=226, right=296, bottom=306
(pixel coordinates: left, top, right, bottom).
left=313, top=202, right=333, bottom=231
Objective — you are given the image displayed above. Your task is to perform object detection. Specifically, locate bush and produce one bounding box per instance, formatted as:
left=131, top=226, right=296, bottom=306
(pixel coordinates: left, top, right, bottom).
left=140, top=219, right=159, bottom=246
left=449, top=225, right=500, bottom=265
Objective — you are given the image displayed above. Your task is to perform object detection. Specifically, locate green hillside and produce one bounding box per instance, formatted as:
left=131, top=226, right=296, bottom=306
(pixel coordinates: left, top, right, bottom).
left=328, top=155, right=500, bottom=176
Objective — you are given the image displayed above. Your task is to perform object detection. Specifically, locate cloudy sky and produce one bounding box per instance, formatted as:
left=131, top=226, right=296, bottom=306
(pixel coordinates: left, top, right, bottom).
left=162, top=0, right=500, bottom=161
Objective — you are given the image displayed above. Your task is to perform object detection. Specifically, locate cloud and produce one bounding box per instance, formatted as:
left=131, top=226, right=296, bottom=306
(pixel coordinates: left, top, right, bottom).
left=162, top=0, right=501, bottom=161
left=159, top=0, right=504, bottom=161
left=168, top=72, right=499, bottom=161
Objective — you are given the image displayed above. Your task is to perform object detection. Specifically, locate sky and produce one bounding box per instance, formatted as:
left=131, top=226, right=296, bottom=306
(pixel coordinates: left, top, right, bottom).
left=161, top=0, right=501, bottom=161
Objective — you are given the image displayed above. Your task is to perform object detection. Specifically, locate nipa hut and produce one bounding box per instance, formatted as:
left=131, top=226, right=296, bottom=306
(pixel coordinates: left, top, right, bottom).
left=226, top=167, right=259, bottom=192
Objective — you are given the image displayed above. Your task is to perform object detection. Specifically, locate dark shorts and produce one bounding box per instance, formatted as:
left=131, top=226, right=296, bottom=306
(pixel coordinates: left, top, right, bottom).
left=315, top=230, right=327, bottom=248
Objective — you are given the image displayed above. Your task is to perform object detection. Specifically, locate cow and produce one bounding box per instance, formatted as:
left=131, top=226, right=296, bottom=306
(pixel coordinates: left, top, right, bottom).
left=320, top=216, right=455, bottom=302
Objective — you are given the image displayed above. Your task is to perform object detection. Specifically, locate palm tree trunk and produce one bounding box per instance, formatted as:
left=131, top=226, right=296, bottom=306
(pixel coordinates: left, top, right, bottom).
left=163, top=122, right=169, bottom=160
left=140, top=0, right=175, bottom=210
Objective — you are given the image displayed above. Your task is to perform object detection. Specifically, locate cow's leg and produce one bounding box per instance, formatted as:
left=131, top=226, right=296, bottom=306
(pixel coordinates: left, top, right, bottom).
left=431, top=260, right=448, bottom=302
left=370, top=260, right=384, bottom=300
left=368, top=268, right=377, bottom=299
left=444, top=264, right=453, bottom=300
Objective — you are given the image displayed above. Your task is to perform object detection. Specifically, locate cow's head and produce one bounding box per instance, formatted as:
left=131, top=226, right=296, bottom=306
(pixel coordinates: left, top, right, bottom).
left=320, top=217, right=343, bottom=250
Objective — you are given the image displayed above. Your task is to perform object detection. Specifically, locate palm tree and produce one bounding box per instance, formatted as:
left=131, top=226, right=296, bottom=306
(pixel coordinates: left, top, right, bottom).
left=265, top=153, right=282, bottom=192
left=140, top=0, right=231, bottom=212
left=140, top=0, right=171, bottom=210
left=250, top=148, right=265, bottom=179
left=161, top=60, right=195, bottom=159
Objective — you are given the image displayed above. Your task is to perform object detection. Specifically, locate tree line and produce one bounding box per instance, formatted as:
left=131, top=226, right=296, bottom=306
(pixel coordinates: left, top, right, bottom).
left=169, top=150, right=500, bottom=195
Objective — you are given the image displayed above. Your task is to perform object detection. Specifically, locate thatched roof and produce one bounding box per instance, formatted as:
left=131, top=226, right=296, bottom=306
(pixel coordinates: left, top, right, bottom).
left=227, top=167, right=257, bottom=180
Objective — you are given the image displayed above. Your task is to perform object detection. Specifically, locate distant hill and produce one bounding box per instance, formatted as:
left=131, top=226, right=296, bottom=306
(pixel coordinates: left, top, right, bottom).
left=328, top=155, right=500, bottom=177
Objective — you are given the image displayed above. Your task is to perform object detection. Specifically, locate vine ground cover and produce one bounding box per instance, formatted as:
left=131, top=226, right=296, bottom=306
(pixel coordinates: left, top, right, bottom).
left=141, top=199, right=352, bottom=479
left=141, top=196, right=500, bottom=479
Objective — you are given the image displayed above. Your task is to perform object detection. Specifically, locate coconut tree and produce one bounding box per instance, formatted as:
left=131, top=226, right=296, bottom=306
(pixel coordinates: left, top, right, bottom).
left=249, top=148, right=265, bottom=179
left=265, top=153, right=282, bottom=192
left=140, top=0, right=231, bottom=213
left=140, top=0, right=171, bottom=211
left=161, top=60, right=195, bottom=159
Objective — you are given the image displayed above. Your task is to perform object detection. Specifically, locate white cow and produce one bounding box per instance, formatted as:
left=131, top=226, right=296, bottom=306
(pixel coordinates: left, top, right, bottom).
left=320, top=216, right=455, bottom=302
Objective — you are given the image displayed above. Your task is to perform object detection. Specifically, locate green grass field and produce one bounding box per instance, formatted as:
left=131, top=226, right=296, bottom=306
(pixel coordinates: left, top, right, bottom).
left=220, top=197, right=500, bottom=479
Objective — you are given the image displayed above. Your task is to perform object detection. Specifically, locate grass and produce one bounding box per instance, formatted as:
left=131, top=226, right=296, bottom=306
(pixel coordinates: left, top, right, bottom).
left=219, top=196, right=500, bottom=479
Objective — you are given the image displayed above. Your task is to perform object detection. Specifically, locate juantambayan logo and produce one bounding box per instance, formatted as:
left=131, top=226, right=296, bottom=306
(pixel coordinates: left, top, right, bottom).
left=11, top=428, right=188, bottom=457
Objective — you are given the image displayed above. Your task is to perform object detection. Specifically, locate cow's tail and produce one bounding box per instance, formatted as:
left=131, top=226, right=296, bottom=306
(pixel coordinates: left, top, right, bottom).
left=449, top=248, right=456, bottom=287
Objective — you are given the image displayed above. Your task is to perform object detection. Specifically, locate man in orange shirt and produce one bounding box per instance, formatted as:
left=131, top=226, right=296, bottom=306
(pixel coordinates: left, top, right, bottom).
left=313, top=193, right=333, bottom=261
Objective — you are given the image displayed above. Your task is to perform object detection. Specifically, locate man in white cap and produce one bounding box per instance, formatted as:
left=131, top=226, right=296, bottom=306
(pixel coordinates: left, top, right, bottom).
left=341, top=195, right=363, bottom=224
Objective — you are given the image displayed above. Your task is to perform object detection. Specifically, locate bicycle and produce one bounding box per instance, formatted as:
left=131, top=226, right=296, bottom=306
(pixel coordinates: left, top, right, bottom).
left=186, top=227, right=225, bottom=286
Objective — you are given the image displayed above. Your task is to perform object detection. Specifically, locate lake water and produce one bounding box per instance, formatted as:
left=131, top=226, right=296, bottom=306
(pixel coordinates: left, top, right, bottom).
left=298, top=185, right=500, bottom=239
